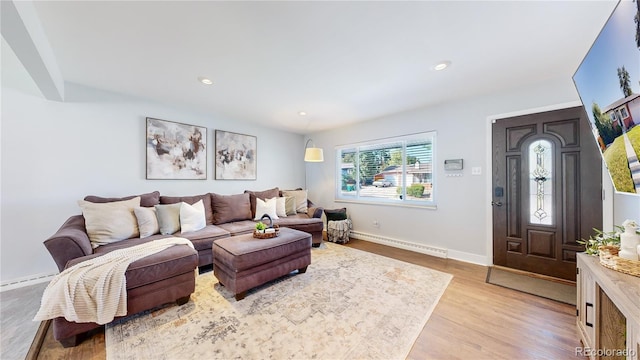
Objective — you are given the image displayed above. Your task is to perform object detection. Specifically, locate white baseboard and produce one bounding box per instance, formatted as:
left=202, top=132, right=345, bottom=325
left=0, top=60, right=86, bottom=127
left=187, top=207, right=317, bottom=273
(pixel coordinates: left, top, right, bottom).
left=447, top=249, right=490, bottom=266
left=0, top=272, right=56, bottom=292
left=350, top=231, right=448, bottom=258
left=349, top=231, right=491, bottom=266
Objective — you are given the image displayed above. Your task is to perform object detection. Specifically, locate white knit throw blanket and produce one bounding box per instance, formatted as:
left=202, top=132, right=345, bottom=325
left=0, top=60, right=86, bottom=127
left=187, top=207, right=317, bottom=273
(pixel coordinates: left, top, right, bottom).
left=34, top=237, right=194, bottom=325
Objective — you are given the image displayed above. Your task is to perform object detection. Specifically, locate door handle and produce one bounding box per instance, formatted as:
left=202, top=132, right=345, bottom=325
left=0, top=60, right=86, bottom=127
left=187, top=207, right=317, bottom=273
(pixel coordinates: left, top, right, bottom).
left=585, top=302, right=593, bottom=327
left=491, top=201, right=503, bottom=207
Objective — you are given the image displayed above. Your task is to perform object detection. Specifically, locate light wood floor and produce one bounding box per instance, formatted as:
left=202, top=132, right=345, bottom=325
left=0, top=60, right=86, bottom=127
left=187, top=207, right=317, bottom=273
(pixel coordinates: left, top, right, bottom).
left=31, top=239, right=583, bottom=359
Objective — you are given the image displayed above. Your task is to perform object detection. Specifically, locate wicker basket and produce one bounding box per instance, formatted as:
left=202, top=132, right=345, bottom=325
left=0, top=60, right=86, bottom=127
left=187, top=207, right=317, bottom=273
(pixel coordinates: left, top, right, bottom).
left=253, top=214, right=280, bottom=239
left=253, top=225, right=280, bottom=239
left=598, top=245, right=640, bottom=278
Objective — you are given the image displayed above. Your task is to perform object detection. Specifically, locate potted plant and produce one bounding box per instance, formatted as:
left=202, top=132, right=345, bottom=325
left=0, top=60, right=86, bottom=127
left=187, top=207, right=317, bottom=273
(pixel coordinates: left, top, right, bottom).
left=578, top=226, right=623, bottom=255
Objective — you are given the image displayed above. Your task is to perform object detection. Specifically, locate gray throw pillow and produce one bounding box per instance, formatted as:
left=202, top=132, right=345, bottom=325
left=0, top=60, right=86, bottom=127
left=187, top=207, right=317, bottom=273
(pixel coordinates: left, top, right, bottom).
left=285, top=196, right=297, bottom=216
left=155, top=203, right=182, bottom=235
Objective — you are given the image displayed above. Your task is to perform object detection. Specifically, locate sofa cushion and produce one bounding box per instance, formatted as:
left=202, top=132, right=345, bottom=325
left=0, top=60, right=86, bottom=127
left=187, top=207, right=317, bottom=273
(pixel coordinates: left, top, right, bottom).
left=78, top=197, right=141, bottom=248
left=178, top=224, right=229, bottom=241
left=254, top=197, right=279, bottom=220
left=274, top=215, right=322, bottom=226
left=274, top=215, right=324, bottom=234
left=70, top=243, right=198, bottom=290
left=178, top=225, right=230, bottom=252
left=216, top=220, right=256, bottom=236
left=155, top=203, right=182, bottom=235
left=180, top=200, right=206, bottom=233
left=134, top=207, right=160, bottom=238
left=281, top=189, right=308, bottom=213
left=211, top=193, right=252, bottom=225
left=160, top=194, right=213, bottom=225
left=84, top=191, right=160, bottom=208
left=244, top=187, right=279, bottom=218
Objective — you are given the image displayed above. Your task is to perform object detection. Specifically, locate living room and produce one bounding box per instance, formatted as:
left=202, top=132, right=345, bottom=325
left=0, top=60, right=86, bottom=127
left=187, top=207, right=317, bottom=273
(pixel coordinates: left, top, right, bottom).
left=2, top=1, right=640, bottom=359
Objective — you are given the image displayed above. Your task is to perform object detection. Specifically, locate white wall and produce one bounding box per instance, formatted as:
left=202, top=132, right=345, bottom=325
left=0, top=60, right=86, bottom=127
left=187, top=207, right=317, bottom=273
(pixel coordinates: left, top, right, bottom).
left=306, top=77, right=640, bottom=265
left=613, top=192, right=640, bottom=225
left=3, top=48, right=638, bottom=285
left=1, top=51, right=306, bottom=283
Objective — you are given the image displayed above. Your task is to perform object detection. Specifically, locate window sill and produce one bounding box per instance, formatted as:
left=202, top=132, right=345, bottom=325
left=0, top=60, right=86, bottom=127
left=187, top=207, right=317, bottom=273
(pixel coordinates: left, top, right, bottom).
left=335, top=198, right=437, bottom=210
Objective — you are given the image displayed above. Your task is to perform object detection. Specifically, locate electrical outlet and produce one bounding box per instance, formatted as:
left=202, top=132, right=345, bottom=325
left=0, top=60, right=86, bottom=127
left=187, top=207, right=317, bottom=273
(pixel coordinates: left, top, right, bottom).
left=472, top=167, right=482, bottom=175
left=373, top=220, right=379, bottom=227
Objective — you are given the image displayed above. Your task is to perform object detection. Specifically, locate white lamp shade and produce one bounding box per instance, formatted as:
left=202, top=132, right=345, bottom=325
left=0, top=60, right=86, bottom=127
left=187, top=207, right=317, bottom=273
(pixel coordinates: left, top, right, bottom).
left=304, top=147, right=324, bottom=162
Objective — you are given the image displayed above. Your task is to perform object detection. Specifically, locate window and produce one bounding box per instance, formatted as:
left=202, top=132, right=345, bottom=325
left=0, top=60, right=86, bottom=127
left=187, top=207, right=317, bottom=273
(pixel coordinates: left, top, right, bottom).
left=619, top=107, right=629, bottom=119
left=529, top=140, right=553, bottom=225
left=336, top=132, right=436, bottom=207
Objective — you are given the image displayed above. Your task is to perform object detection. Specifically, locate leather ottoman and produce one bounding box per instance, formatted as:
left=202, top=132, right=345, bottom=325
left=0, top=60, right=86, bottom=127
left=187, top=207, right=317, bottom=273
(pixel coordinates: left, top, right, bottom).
left=212, top=228, right=312, bottom=300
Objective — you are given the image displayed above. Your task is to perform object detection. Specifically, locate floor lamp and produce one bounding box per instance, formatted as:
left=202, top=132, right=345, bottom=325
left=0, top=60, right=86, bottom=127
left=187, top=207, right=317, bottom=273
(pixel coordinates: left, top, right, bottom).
left=304, top=139, right=324, bottom=162
left=304, top=139, right=324, bottom=189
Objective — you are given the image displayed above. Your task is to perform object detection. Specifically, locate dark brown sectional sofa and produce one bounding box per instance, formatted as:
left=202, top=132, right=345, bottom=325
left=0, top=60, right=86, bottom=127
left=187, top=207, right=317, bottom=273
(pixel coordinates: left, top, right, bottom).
left=42, top=187, right=323, bottom=346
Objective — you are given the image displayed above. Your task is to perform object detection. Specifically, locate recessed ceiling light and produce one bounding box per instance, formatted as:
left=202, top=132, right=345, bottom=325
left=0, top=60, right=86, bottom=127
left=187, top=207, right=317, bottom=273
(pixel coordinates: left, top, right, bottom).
left=432, top=61, right=451, bottom=71
left=298, top=111, right=307, bottom=116
left=198, top=76, right=213, bottom=85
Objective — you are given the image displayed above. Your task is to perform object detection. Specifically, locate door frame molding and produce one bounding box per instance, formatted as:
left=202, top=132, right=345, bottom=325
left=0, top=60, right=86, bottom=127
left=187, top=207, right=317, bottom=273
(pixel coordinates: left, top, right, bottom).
left=484, top=100, right=584, bottom=266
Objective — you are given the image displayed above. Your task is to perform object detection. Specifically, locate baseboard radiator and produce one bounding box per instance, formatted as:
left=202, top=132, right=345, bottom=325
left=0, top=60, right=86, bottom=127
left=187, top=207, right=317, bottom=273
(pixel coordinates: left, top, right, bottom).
left=349, top=230, right=448, bottom=259
left=0, top=272, right=56, bottom=292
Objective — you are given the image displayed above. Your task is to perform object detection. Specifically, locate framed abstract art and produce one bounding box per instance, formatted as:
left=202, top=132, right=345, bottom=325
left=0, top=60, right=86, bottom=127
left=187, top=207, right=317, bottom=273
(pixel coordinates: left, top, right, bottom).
left=215, top=130, right=257, bottom=180
left=146, top=117, right=207, bottom=179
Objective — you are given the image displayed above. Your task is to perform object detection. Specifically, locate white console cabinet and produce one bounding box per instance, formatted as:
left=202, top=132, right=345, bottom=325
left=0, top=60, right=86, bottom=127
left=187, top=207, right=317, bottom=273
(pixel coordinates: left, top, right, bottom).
left=576, top=253, right=640, bottom=360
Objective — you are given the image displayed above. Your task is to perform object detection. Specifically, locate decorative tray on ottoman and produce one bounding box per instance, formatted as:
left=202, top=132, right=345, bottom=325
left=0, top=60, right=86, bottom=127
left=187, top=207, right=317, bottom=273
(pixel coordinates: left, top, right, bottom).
left=253, top=225, right=280, bottom=239
left=253, top=214, right=280, bottom=239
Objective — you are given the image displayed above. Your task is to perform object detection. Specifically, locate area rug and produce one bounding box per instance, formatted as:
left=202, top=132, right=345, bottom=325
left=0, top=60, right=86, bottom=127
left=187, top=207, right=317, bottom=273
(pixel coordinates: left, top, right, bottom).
left=486, top=267, right=576, bottom=305
left=105, top=242, right=452, bottom=360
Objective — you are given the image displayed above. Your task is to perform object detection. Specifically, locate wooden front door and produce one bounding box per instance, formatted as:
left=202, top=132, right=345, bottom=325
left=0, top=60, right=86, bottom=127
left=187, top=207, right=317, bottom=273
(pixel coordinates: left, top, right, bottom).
left=492, top=106, right=602, bottom=281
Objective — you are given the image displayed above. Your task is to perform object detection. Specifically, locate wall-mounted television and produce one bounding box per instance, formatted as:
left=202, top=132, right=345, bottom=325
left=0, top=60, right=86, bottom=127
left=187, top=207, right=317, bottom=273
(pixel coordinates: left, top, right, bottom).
left=573, top=0, right=640, bottom=196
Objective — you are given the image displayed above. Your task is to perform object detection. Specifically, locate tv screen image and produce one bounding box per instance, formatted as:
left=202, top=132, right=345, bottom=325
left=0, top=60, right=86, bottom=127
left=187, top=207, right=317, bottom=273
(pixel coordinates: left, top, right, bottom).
left=573, top=0, right=640, bottom=196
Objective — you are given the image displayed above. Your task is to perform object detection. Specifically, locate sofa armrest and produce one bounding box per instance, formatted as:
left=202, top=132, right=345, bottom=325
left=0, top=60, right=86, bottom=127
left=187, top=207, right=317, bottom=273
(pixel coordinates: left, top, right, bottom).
left=44, top=215, right=93, bottom=272
left=307, top=206, right=324, bottom=219
left=306, top=199, right=323, bottom=219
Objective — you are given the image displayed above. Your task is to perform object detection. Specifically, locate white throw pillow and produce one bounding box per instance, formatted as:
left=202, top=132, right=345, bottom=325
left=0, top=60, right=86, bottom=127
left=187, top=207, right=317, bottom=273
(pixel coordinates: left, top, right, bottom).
left=180, top=200, right=206, bottom=233
left=78, top=197, right=141, bottom=248
left=275, top=197, right=287, bottom=218
left=134, top=207, right=160, bottom=238
left=155, top=203, right=182, bottom=235
left=254, top=197, right=279, bottom=220
left=282, top=190, right=308, bottom=213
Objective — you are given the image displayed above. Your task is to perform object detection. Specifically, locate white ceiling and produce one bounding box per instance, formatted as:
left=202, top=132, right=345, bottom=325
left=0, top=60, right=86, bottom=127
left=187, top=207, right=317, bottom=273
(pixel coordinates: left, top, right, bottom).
left=28, top=0, right=617, bottom=134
